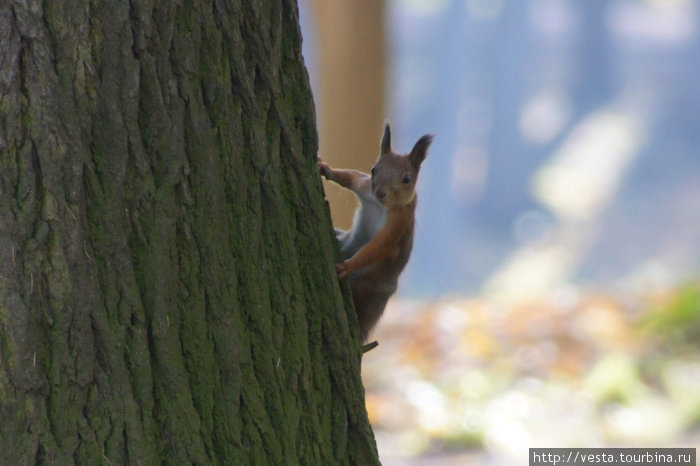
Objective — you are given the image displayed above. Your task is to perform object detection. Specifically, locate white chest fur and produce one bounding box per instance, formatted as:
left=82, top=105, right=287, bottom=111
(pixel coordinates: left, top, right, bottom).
left=340, top=193, right=387, bottom=259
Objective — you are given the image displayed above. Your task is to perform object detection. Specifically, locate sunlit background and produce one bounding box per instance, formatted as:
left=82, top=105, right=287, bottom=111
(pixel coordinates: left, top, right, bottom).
left=300, top=0, right=700, bottom=464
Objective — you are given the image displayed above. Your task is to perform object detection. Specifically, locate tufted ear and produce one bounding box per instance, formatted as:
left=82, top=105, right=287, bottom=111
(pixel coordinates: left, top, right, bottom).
left=380, top=123, right=392, bottom=155
left=409, top=134, right=434, bottom=170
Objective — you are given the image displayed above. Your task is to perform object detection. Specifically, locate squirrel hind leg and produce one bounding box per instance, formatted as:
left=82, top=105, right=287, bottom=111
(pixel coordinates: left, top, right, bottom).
left=356, top=295, right=391, bottom=343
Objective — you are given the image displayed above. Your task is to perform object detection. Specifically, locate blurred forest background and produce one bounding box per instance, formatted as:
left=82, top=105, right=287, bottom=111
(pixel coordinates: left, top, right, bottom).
left=300, top=0, right=700, bottom=464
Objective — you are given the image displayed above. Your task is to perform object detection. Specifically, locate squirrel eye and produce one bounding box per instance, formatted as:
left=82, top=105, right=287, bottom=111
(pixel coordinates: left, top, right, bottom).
left=402, top=174, right=411, bottom=184
left=371, top=167, right=376, bottom=176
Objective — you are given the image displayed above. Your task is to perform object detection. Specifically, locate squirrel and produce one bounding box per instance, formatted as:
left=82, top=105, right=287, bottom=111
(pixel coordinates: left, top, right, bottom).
left=319, top=123, right=433, bottom=342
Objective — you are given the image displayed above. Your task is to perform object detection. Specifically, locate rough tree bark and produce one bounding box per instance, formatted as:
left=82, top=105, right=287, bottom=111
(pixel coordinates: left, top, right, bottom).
left=0, top=1, right=379, bottom=464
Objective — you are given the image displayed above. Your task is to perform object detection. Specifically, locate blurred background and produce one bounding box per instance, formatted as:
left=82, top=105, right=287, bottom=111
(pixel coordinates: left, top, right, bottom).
left=300, top=0, right=700, bottom=464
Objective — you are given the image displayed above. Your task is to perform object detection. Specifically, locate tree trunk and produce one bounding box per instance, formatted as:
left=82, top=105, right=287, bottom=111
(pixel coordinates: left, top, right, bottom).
left=0, top=1, right=378, bottom=464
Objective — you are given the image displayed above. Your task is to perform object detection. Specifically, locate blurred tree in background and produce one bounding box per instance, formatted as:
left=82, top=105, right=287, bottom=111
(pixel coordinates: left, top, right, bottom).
left=307, top=0, right=387, bottom=229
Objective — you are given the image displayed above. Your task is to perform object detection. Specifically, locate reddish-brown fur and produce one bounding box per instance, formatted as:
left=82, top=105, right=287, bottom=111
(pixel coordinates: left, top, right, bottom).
left=319, top=123, right=433, bottom=341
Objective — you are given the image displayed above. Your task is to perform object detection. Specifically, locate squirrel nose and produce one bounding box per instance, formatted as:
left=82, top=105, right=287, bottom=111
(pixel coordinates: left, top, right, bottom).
left=375, top=188, right=387, bottom=200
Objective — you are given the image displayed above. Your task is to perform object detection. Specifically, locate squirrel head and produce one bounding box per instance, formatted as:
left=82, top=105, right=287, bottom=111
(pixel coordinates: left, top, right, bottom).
left=371, top=123, right=434, bottom=207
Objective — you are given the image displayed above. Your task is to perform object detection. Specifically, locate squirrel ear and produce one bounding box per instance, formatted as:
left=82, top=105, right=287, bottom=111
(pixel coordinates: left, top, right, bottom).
left=409, top=134, right=434, bottom=170
left=380, top=123, right=392, bottom=155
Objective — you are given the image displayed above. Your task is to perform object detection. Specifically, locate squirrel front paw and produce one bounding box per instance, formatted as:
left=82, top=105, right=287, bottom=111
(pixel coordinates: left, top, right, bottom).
left=336, top=262, right=349, bottom=278
left=318, top=160, right=332, bottom=179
